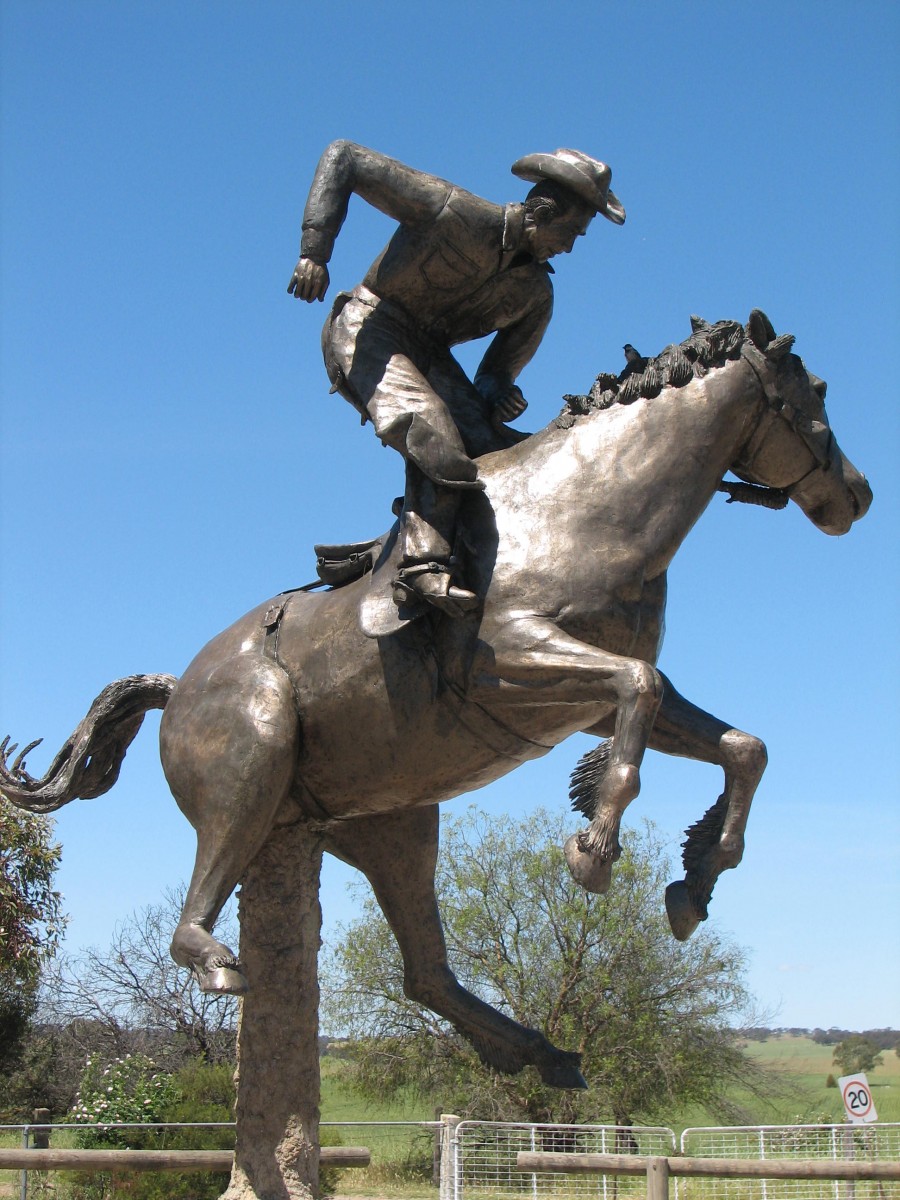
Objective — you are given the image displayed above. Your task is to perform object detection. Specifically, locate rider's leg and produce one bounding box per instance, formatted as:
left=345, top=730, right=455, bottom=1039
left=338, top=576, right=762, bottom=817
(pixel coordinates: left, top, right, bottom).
left=365, top=366, right=483, bottom=614
left=325, top=300, right=483, bottom=612
left=393, top=467, right=480, bottom=616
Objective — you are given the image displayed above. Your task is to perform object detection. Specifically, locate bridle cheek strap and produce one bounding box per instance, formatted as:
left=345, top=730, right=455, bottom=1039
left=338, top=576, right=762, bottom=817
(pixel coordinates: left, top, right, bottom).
left=736, top=346, right=834, bottom=494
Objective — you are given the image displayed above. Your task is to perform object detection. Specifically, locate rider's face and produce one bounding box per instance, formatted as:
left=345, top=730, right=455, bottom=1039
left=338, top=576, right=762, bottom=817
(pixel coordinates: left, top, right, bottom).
left=525, top=202, right=594, bottom=262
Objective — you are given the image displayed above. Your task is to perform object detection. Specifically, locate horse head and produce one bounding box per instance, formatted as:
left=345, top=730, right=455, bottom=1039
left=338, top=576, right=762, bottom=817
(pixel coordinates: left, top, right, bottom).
left=732, top=309, right=872, bottom=534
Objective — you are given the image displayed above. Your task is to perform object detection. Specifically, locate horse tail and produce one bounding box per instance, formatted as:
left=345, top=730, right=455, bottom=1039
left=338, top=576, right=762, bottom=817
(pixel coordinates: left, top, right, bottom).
left=0, top=673, right=176, bottom=814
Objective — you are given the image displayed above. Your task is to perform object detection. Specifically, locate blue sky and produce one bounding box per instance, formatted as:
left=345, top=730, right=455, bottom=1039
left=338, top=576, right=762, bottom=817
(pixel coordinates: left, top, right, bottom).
left=1, top=1, right=897, bottom=1033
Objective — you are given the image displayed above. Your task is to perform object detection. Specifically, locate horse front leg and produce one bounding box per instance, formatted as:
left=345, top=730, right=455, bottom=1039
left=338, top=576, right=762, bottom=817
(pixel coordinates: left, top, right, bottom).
left=322, top=805, right=586, bottom=1090
left=483, top=617, right=663, bottom=894
left=581, top=670, right=766, bottom=940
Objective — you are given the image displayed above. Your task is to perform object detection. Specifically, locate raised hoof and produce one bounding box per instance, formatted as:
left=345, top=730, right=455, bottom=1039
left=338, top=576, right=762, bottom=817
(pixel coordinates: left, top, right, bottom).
left=564, top=834, right=613, bottom=894
left=540, top=1052, right=588, bottom=1091
left=665, top=880, right=704, bottom=942
left=194, top=963, right=249, bottom=995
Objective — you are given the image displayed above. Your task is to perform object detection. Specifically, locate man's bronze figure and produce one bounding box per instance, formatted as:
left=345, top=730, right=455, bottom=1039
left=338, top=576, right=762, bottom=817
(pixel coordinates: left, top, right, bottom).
left=288, top=141, right=625, bottom=615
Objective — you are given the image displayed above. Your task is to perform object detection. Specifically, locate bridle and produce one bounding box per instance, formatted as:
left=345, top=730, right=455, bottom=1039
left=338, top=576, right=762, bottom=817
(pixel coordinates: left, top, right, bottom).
left=719, top=342, right=836, bottom=508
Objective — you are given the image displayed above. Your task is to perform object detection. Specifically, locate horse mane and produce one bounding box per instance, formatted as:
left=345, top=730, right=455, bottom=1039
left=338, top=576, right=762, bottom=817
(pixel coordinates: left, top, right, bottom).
left=553, top=315, right=751, bottom=429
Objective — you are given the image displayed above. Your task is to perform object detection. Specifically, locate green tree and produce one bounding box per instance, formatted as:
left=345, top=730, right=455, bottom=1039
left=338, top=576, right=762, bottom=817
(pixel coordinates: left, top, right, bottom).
left=322, top=807, right=777, bottom=1126
left=0, top=796, right=63, bottom=1084
left=832, top=1036, right=884, bottom=1076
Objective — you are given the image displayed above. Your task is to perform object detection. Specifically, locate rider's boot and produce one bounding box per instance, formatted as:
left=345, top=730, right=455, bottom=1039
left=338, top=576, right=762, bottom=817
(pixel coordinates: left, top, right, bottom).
left=392, top=560, right=479, bottom=618
left=394, top=464, right=480, bottom=617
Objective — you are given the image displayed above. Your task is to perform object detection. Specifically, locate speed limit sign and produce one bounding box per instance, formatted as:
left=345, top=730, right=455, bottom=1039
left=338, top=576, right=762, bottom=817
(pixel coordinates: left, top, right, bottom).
left=838, top=1073, right=878, bottom=1124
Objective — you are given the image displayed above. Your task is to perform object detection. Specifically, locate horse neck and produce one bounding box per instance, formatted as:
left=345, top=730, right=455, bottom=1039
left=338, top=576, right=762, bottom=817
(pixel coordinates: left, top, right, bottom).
left=540, top=356, right=763, bottom=567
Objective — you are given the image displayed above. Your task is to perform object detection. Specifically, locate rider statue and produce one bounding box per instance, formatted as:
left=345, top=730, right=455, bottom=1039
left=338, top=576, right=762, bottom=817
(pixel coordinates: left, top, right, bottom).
left=288, top=141, right=625, bottom=617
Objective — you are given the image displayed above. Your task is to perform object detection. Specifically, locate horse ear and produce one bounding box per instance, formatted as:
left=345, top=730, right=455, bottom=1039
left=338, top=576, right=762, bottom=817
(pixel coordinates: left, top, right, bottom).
left=748, top=309, right=776, bottom=349
left=690, top=315, right=711, bottom=333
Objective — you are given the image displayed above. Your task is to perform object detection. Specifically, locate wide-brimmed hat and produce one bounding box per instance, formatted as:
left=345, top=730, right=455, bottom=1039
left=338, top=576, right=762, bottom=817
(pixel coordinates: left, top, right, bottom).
left=511, top=149, right=625, bottom=225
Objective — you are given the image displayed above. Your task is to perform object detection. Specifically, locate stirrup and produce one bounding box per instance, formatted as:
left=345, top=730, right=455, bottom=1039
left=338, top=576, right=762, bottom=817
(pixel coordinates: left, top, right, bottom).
left=392, top=561, right=479, bottom=617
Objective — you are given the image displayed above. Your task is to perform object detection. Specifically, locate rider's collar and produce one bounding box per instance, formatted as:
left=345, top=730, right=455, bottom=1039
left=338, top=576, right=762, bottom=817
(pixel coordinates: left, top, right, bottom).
left=502, top=203, right=525, bottom=254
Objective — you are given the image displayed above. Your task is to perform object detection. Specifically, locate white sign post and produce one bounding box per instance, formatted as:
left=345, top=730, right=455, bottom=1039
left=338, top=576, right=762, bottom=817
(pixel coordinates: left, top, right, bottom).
left=838, top=1073, right=878, bottom=1124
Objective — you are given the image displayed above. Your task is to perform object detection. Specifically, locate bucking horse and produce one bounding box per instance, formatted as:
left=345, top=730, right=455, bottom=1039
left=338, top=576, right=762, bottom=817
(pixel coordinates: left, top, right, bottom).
left=1, top=310, right=871, bottom=1090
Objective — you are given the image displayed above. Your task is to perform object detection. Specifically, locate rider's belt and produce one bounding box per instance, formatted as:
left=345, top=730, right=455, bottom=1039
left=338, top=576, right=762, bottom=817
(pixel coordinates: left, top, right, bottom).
left=345, top=285, right=445, bottom=355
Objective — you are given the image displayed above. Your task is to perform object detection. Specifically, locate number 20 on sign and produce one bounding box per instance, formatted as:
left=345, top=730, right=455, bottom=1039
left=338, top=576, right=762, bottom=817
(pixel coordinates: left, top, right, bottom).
left=838, top=1073, right=878, bottom=1124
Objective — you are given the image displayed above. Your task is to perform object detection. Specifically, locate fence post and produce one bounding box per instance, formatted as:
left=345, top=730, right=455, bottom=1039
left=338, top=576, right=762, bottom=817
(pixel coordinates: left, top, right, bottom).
left=21, top=1110, right=52, bottom=1200
left=433, top=1108, right=442, bottom=1186
left=646, top=1156, right=670, bottom=1200
left=439, top=1114, right=461, bottom=1200
left=32, top=1111, right=51, bottom=1150
left=19, top=1127, right=28, bottom=1200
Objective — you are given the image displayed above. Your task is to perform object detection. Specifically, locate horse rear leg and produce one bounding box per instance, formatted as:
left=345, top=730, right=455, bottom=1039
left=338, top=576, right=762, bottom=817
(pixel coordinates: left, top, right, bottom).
left=323, top=805, right=586, bottom=1090
left=160, top=656, right=300, bottom=994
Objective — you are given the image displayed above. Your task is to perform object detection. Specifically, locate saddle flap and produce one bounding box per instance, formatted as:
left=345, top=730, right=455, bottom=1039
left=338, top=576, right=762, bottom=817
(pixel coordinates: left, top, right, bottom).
left=357, top=526, right=425, bottom=637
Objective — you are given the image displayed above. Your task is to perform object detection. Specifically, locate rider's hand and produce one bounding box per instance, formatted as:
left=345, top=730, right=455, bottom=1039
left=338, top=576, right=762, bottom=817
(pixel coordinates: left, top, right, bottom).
left=287, top=257, right=330, bottom=302
left=493, top=383, right=528, bottom=422
left=477, top=374, right=528, bottom=427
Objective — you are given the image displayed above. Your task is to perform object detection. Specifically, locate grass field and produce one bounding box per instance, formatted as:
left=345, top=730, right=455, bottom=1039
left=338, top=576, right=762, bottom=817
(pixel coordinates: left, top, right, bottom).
left=318, top=1035, right=900, bottom=1131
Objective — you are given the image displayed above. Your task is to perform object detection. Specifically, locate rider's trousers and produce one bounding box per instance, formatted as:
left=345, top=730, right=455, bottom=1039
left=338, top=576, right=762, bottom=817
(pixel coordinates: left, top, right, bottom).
left=321, top=285, right=510, bottom=564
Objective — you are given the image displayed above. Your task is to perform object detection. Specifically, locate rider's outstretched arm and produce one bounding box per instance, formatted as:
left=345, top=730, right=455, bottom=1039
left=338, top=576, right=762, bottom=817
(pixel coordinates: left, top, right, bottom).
left=288, top=140, right=452, bottom=301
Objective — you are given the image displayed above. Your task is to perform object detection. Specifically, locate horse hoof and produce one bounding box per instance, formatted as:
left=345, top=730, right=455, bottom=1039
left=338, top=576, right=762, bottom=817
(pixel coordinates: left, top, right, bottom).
left=564, top=835, right=613, bottom=894
left=665, top=881, right=703, bottom=941
left=540, top=1052, right=588, bottom=1091
left=195, top=963, right=249, bottom=995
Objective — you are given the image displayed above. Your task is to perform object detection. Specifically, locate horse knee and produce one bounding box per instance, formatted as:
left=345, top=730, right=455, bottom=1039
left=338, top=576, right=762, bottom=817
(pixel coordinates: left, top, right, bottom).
left=722, top=730, right=767, bottom=781
left=627, top=661, right=663, bottom=709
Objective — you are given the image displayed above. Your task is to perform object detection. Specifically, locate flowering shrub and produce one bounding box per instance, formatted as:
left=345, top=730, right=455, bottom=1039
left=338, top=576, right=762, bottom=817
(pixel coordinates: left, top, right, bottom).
left=65, top=1058, right=234, bottom=1199
left=69, top=1054, right=179, bottom=1147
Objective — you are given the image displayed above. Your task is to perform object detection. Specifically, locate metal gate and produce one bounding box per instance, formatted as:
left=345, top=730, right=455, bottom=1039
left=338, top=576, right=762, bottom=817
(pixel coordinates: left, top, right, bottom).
left=678, top=1123, right=900, bottom=1199
left=448, top=1120, right=676, bottom=1200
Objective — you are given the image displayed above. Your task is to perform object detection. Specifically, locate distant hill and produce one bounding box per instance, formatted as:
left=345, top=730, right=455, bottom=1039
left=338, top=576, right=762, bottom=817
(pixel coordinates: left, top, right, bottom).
left=741, top=1027, right=899, bottom=1050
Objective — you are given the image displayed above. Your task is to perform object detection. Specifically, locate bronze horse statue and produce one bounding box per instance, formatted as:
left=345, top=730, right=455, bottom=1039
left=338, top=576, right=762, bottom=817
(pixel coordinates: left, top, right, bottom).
left=1, top=310, right=871, bottom=1090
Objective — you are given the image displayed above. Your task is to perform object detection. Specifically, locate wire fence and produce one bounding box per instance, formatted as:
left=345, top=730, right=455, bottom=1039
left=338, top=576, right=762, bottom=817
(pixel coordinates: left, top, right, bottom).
left=4, top=1119, right=900, bottom=1200
left=0, top=1119, right=438, bottom=1200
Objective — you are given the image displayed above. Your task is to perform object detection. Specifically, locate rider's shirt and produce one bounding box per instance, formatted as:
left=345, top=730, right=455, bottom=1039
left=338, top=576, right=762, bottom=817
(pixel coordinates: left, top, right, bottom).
left=301, top=141, right=554, bottom=393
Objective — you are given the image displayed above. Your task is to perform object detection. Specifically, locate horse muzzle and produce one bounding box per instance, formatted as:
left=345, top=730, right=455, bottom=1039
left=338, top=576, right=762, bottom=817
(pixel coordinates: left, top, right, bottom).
left=794, top=455, right=872, bottom=535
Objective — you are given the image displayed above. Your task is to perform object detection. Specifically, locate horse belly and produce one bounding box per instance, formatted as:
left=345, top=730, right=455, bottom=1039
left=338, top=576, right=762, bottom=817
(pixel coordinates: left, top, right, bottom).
left=279, top=592, right=541, bottom=816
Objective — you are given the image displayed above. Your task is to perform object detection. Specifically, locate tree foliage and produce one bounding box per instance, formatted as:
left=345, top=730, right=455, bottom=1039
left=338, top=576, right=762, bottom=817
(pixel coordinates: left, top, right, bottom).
left=322, top=807, right=777, bottom=1125
left=0, top=797, right=63, bottom=1074
left=832, top=1036, right=884, bottom=1076
left=44, top=886, right=238, bottom=1072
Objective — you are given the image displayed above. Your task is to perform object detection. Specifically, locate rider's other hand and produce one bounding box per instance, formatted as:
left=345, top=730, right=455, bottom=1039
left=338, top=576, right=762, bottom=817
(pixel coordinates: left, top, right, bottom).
left=493, top=384, right=528, bottom=422
left=287, top=258, right=330, bottom=302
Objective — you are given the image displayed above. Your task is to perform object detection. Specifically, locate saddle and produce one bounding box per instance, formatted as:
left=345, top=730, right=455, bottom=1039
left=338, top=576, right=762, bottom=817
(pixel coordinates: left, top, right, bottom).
left=313, top=538, right=383, bottom=587
left=303, top=526, right=455, bottom=636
